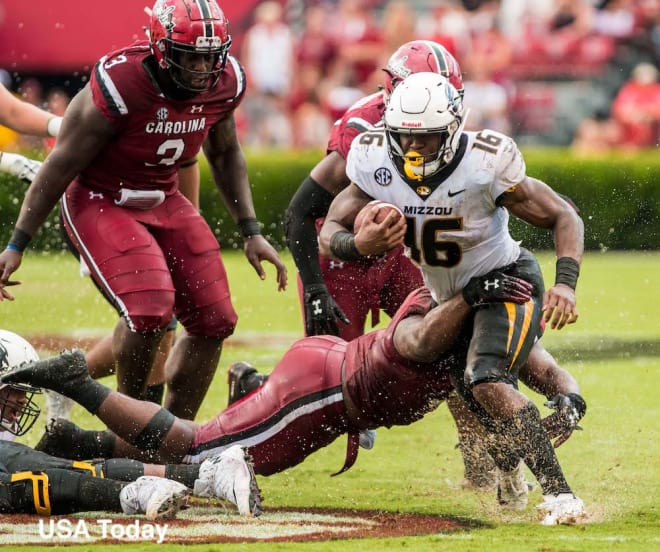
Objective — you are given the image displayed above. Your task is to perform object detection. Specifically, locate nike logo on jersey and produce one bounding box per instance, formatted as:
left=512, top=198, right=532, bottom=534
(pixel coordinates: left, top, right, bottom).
left=448, top=189, right=466, bottom=197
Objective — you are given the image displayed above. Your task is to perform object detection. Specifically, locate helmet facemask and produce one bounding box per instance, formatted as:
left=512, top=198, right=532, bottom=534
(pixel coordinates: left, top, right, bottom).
left=386, top=126, right=460, bottom=181
left=158, top=34, right=231, bottom=92
left=0, top=384, right=41, bottom=437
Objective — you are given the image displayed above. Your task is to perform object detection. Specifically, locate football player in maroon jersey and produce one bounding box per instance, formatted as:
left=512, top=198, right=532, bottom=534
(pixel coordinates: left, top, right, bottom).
left=0, top=0, right=287, bottom=420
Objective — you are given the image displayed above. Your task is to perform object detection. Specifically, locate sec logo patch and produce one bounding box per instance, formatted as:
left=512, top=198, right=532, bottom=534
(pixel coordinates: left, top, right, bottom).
left=374, top=167, right=392, bottom=186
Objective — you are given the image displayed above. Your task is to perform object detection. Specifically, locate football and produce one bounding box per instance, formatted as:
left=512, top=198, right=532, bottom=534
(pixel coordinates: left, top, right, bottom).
left=353, top=200, right=404, bottom=233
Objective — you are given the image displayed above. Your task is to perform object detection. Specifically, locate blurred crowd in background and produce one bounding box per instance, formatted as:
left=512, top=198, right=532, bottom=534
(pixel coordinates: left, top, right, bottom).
left=0, top=0, right=658, bottom=155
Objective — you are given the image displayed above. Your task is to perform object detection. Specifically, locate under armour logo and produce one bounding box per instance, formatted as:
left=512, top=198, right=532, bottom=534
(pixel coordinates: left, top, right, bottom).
left=190, top=105, right=204, bottom=113
left=483, top=279, right=500, bottom=291
left=312, top=298, right=323, bottom=315
left=328, top=260, right=345, bottom=270
left=88, top=191, right=105, bottom=200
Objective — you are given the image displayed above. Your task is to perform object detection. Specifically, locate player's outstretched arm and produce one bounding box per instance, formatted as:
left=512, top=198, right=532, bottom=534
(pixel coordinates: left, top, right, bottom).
left=0, top=85, right=114, bottom=290
left=0, top=84, right=61, bottom=137
left=285, top=169, right=350, bottom=335
left=395, top=271, right=533, bottom=363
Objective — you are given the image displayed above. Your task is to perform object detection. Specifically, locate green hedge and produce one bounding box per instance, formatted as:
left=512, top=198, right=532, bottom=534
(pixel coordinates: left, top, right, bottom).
left=1, top=148, right=658, bottom=252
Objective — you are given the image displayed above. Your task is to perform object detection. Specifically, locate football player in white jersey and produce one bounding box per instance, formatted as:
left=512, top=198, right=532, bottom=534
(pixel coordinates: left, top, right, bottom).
left=319, top=72, right=586, bottom=524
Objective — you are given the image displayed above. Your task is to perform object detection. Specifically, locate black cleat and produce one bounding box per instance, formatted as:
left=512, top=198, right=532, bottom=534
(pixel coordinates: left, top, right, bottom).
left=227, top=362, right=266, bottom=406
left=0, top=349, right=89, bottom=395
left=35, top=418, right=90, bottom=460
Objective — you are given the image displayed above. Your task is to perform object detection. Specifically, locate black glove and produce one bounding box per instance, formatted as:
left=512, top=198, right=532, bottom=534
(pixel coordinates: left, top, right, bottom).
left=541, top=393, right=587, bottom=448
left=462, top=270, right=534, bottom=307
left=303, top=283, right=350, bottom=336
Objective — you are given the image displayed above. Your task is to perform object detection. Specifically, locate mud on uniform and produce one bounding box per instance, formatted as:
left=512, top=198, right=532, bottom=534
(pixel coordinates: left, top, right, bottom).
left=346, top=128, right=545, bottom=409
left=302, top=91, right=423, bottom=340
left=60, top=41, right=245, bottom=337
left=184, top=288, right=455, bottom=474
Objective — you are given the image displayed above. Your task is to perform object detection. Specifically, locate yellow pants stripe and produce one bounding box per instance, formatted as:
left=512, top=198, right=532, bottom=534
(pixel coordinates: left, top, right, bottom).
left=504, top=301, right=535, bottom=369
left=11, top=472, right=51, bottom=516
left=72, top=460, right=104, bottom=478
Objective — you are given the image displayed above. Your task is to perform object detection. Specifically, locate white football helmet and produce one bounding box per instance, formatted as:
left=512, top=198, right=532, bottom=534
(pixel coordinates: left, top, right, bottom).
left=0, top=330, right=41, bottom=436
left=384, top=72, right=467, bottom=181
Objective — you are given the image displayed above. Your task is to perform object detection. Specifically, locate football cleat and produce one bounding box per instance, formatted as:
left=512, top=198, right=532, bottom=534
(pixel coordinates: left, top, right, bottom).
left=536, top=493, right=586, bottom=525
left=227, top=362, right=265, bottom=406
left=497, top=462, right=529, bottom=510
left=120, top=476, right=190, bottom=520
left=358, top=429, right=377, bottom=450
left=0, top=349, right=89, bottom=396
left=194, top=445, right=262, bottom=516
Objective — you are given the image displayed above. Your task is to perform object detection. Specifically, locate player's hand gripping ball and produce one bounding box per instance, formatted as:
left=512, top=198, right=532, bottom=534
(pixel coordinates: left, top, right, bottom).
left=353, top=200, right=404, bottom=233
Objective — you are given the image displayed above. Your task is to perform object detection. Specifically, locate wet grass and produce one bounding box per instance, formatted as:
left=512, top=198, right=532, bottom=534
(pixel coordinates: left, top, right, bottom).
left=7, top=249, right=659, bottom=551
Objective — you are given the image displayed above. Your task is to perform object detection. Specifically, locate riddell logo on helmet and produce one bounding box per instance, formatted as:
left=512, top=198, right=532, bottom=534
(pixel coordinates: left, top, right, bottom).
left=402, top=121, right=423, bottom=128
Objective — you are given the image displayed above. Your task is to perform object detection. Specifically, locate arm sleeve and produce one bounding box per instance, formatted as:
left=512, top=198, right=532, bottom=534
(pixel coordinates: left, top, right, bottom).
left=284, top=175, right=335, bottom=287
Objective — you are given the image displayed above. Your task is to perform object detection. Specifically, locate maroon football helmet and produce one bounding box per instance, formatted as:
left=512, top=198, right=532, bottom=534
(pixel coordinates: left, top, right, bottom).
left=149, top=0, right=232, bottom=92
left=383, top=40, right=464, bottom=98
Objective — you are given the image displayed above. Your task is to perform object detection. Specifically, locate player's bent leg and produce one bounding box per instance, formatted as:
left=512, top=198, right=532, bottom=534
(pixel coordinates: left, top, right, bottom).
left=497, top=460, right=529, bottom=510
left=446, top=392, right=497, bottom=490
left=190, top=337, right=350, bottom=476
left=113, top=321, right=167, bottom=400
left=164, top=333, right=225, bottom=419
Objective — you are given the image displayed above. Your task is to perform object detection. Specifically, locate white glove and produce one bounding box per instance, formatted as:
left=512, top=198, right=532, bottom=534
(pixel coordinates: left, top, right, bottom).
left=0, top=152, right=42, bottom=183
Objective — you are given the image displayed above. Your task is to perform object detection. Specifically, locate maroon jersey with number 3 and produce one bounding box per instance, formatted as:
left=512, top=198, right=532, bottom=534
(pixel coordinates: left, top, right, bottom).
left=82, top=40, right=245, bottom=195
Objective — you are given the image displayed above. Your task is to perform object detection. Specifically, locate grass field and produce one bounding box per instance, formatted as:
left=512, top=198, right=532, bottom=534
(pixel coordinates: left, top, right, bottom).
left=4, top=249, right=659, bottom=551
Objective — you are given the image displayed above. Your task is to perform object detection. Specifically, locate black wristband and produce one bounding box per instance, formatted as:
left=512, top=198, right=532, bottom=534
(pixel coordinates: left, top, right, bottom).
left=329, top=231, right=362, bottom=261
left=555, top=257, right=580, bottom=290
left=238, top=217, right=261, bottom=238
left=8, top=228, right=32, bottom=253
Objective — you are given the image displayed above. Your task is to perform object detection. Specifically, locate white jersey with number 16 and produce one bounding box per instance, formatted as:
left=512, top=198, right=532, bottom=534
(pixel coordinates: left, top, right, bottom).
left=346, top=128, right=525, bottom=303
